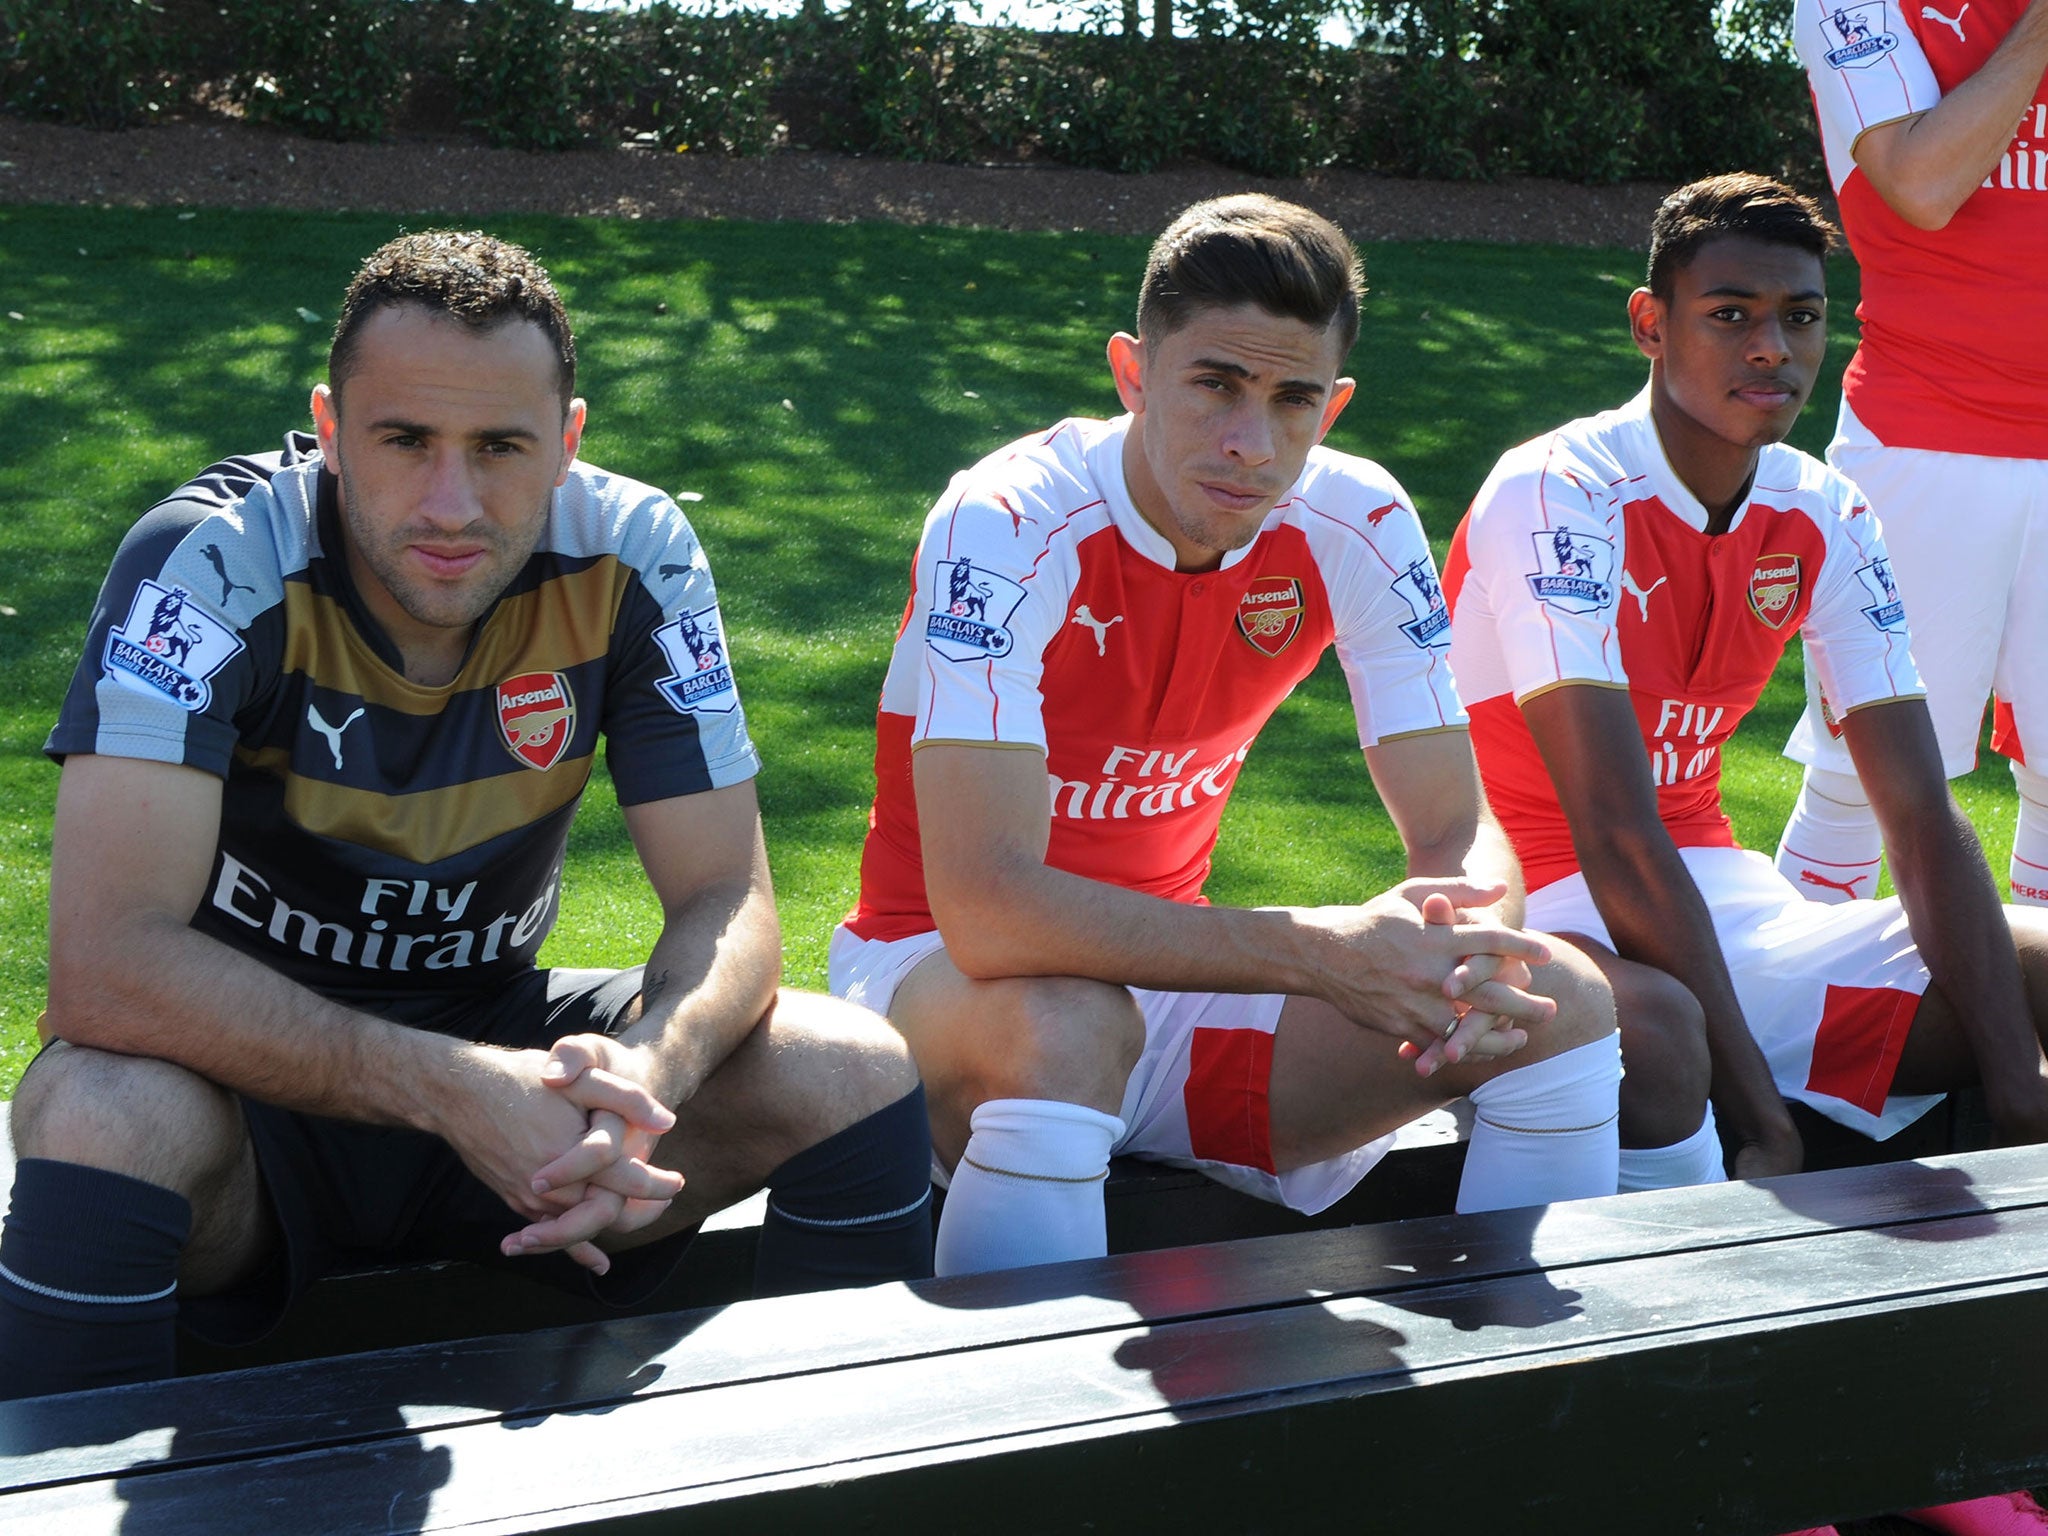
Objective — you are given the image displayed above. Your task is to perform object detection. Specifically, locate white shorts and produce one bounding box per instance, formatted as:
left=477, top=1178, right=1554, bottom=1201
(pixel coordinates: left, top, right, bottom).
left=1787, top=399, right=2048, bottom=779
left=1524, top=845, right=1943, bottom=1139
left=827, top=925, right=1393, bottom=1214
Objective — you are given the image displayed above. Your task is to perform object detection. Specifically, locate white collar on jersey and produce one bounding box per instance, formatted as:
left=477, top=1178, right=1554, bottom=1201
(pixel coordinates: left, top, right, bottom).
left=1617, top=386, right=1766, bottom=536
left=1087, top=413, right=1284, bottom=574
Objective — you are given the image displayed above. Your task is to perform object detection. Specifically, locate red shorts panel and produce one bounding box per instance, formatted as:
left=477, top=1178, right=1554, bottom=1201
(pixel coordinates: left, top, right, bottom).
left=1805, top=984, right=1918, bottom=1117
left=1184, top=1026, right=1276, bottom=1174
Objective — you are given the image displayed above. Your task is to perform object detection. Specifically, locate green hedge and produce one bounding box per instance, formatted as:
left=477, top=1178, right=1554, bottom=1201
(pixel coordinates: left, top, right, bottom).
left=0, top=0, right=1821, bottom=186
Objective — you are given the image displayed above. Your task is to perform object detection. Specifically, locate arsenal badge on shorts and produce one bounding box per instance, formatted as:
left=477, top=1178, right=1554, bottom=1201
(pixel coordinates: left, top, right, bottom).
left=1747, top=553, right=1802, bottom=630
left=1237, top=576, right=1303, bottom=657
left=497, top=671, right=576, bottom=771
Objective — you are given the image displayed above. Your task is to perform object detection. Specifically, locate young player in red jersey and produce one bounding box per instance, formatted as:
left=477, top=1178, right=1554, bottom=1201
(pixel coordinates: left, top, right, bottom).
left=1778, top=0, right=2048, bottom=908
left=832, top=195, right=1629, bottom=1278
left=1446, top=176, right=2048, bottom=1536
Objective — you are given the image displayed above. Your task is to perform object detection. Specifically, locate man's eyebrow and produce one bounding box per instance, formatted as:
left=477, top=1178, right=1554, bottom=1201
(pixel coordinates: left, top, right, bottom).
left=365, top=417, right=543, bottom=442
left=1188, top=356, right=1327, bottom=395
left=1697, top=284, right=1827, bottom=303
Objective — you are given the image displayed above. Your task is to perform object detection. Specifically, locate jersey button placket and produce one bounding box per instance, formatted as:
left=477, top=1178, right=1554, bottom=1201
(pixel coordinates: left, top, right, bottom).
left=1155, top=576, right=1217, bottom=739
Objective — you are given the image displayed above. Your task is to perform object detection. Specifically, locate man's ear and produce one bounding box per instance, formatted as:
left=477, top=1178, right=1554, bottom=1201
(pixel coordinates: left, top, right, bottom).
left=1318, top=377, right=1357, bottom=442
left=310, top=382, right=339, bottom=458
left=1628, top=287, right=1666, bottom=362
left=1106, top=332, right=1146, bottom=415
left=557, top=398, right=587, bottom=485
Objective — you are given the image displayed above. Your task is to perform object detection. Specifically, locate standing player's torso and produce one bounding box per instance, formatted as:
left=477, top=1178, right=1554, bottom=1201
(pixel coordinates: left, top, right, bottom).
left=1801, top=0, right=2048, bottom=455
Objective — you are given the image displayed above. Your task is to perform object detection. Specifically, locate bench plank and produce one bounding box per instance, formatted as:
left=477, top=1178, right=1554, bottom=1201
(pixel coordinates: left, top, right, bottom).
left=6, top=1146, right=2042, bottom=1486
left=9, top=1206, right=2047, bottom=1533
left=7, top=1148, right=2048, bottom=1534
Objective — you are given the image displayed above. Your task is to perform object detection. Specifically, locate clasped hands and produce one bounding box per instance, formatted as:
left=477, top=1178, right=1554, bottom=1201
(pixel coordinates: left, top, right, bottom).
left=1314, top=879, right=1556, bottom=1078
left=447, top=1034, right=684, bottom=1275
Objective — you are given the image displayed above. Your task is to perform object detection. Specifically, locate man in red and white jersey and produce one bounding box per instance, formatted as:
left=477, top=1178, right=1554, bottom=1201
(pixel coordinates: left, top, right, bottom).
left=831, top=195, right=1627, bottom=1277
left=1448, top=174, right=2048, bottom=1204
left=1778, top=0, right=2048, bottom=907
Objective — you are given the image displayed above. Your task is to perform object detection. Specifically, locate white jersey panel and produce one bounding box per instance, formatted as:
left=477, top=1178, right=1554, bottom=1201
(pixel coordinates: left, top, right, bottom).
left=1283, top=459, right=1467, bottom=744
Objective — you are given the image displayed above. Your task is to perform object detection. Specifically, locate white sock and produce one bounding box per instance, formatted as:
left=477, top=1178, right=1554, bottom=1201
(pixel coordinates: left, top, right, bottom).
left=2009, top=761, right=2048, bottom=908
left=933, top=1098, right=1124, bottom=1277
left=1457, top=1034, right=1622, bottom=1213
left=1617, top=1104, right=1726, bottom=1192
left=1776, top=766, right=1882, bottom=903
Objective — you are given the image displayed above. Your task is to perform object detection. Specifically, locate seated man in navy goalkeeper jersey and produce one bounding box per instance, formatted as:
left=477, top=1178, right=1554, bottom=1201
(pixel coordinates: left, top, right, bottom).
left=0, top=231, right=933, bottom=1400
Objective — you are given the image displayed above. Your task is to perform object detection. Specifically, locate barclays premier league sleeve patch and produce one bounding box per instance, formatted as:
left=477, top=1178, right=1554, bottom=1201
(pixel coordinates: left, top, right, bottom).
left=1525, top=526, right=1617, bottom=615
left=1389, top=558, right=1450, bottom=649
left=1854, top=555, right=1908, bottom=632
left=653, top=603, right=739, bottom=714
left=1820, top=1, right=1899, bottom=68
left=101, top=580, right=245, bottom=712
left=925, top=556, right=1028, bottom=662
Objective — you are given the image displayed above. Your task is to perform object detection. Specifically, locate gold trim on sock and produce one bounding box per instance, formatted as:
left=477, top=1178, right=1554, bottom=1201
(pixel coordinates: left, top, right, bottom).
left=959, top=1156, right=1109, bottom=1184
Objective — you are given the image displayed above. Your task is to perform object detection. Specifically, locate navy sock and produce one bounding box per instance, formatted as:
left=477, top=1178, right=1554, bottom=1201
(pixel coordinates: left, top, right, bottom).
left=753, top=1083, right=934, bottom=1296
left=0, top=1158, right=191, bottom=1399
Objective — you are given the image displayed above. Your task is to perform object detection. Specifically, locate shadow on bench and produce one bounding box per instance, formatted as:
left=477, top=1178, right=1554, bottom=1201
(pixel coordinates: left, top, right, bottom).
left=4, top=1147, right=2047, bottom=1534
left=0, top=1089, right=1994, bottom=1375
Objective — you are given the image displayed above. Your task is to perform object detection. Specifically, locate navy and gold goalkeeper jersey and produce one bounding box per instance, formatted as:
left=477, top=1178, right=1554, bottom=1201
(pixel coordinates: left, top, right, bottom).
left=47, top=433, right=759, bottom=1009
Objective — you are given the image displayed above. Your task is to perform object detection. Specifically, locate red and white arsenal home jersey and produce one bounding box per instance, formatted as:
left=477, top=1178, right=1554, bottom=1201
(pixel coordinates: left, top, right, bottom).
left=1797, top=0, right=2048, bottom=459
left=1442, top=392, right=1925, bottom=893
left=845, top=415, right=1466, bottom=941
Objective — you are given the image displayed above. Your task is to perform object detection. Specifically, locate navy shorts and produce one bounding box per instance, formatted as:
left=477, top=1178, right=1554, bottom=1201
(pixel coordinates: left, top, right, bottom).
left=184, top=966, right=699, bottom=1346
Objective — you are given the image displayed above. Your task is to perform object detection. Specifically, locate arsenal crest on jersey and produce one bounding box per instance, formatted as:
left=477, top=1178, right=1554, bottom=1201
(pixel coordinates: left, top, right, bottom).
left=1747, top=553, right=1803, bottom=630
left=1237, top=577, right=1304, bottom=657
left=497, top=671, right=576, bottom=771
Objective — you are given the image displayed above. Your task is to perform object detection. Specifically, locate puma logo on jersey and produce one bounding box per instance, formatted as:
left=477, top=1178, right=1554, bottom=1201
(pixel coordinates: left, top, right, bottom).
left=307, top=703, right=364, bottom=770
left=996, top=494, right=1036, bottom=537
left=1921, top=3, right=1968, bottom=40
left=202, top=543, right=256, bottom=606
left=1799, top=868, right=1869, bottom=899
left=1366, top=502, right=1399, bottom=528
left=1070, top=605, right=1122, bottom=656
left=1619, top=568, right=1667, bottom=621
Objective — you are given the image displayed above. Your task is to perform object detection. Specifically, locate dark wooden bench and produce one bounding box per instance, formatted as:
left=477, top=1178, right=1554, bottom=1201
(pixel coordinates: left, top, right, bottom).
left=5, top=1146, right=2048, bottom=1534
left=0, top=1099, right=1473, bottom=1369
left=0, top=1090, right=1990, bottom=1373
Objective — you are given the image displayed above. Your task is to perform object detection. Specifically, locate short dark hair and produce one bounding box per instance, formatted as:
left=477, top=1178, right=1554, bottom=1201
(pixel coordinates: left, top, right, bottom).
left=328, top=230, right=577, bottom=409
left=1645, top=174, right=1838, bottom=299
left=1137, top=195, right=1366, bottom=357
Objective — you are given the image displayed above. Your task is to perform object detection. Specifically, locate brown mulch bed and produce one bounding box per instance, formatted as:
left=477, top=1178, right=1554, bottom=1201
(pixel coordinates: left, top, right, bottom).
left=0, top=114, right=1670, bottom=247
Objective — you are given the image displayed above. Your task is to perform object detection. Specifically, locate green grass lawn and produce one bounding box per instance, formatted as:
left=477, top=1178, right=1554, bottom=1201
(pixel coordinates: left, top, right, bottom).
left=0, top=206, right=2017, bottom=1096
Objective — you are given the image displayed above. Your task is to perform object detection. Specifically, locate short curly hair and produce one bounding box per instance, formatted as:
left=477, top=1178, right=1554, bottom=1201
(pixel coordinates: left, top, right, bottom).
left=328, top=230, right=576, bottom=409
left=1646, top=174, right=1838, bottom=300
left=1137, top=195, right=1366, bottom=358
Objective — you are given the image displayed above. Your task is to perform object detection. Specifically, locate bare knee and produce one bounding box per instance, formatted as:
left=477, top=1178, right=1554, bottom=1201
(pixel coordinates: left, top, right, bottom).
left=11, top=1042, right=246, bottom=1198
left=2011, top=909, right=2048, bottom=1029
left=1525, top=936, right=1618, bottom=1056
left=1608, top=962, right=1710, bottom=1147
left=944, top=975, right=1143, bottom=1117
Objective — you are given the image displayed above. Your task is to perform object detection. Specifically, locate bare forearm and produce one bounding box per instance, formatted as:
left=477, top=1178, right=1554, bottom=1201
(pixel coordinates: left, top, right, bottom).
left=1409, top=812, right=1525, bottom=929
left=1860, top=0, right=2048, bottom=226
left=620, top=875, right=782, bottom=1108
left=1582, top=838, right=1792, bottom=1147
left=938, top=854, right=1314, bottom=995
left=44, top=912, right=458, bottom=1131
